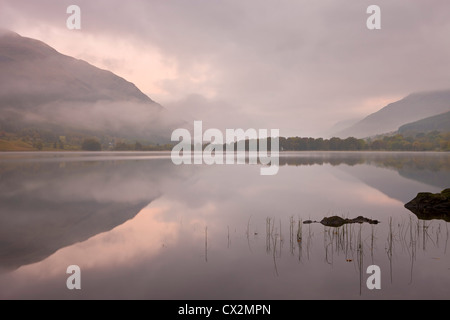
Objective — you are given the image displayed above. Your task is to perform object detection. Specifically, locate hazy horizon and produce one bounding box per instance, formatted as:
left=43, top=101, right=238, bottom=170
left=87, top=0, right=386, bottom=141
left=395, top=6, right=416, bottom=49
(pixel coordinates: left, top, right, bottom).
left=1, top=0, right=450, bottom=137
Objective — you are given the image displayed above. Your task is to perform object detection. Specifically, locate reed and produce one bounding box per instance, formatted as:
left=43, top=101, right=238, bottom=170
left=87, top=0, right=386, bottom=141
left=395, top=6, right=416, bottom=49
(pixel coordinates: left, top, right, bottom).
left=205, top=226, right=208, bottom=262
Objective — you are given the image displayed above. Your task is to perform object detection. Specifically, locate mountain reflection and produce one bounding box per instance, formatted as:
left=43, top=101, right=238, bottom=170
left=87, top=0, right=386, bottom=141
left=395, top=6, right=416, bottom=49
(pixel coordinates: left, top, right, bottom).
left=278, top=152, right=449, bottom=202
left=1, top=151, right=448, bottom=272
left=0, top=151, right=448, bottom=299
left=0, top=155, right=188, bottom=271
left=278, top=152, right=449, bottom=186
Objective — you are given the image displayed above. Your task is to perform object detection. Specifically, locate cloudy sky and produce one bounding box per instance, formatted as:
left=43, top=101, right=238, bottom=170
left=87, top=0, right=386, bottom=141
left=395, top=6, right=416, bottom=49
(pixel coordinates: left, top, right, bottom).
left=1, top=0, right=450, bottom=137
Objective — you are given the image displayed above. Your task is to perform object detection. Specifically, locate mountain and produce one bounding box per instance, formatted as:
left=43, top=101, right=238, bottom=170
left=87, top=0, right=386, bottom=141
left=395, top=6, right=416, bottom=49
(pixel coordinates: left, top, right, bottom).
left=0, top=30, right=180, bottom=143
left=325, top=117, right=362, bottom=138
left=335, top=90, right=450, bottom=138
left=398, top=111, right=450, bottom=134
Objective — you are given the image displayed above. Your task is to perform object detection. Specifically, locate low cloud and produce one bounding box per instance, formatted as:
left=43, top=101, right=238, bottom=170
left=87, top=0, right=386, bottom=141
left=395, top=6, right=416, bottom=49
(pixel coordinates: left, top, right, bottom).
left=2, top=0, right=450, bottom=136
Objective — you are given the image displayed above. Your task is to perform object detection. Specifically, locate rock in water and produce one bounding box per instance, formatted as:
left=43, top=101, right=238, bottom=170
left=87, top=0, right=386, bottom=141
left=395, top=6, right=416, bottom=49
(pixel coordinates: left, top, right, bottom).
left=404, top=188, right=450, bottom=222
left=319, top=216, right=379, bottom=227
left=320, top=216, right=347, bottom=227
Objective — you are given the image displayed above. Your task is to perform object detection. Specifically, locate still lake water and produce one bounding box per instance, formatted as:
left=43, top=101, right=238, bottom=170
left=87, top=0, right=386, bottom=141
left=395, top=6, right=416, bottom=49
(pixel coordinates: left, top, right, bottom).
left=0, top=151, right=449, bottom=299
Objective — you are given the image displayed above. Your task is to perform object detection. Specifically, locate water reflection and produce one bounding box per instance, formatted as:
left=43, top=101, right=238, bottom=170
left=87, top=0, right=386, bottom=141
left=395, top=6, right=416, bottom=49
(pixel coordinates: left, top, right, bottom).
left=278, top=152, right=449, bottom=193
left=0, top=154, right=191, bottom=272
left=0, top=152, right=448, bottom=299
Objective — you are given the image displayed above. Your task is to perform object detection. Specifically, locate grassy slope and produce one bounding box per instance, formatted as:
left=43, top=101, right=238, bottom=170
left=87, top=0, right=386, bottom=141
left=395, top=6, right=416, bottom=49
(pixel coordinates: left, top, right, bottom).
left=0, top=139, right=35, bottom=151
left=0, top=139, right=82, bottom=151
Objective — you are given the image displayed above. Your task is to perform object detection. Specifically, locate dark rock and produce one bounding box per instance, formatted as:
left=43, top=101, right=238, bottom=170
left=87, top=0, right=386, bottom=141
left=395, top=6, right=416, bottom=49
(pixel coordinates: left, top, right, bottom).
left=404, top=188, right=450, bottom=222
left=320, top=216, right=348, bottom=227
left=303, top=216, right=379, bottom=227
left=319, top=216, right=379, bottom=227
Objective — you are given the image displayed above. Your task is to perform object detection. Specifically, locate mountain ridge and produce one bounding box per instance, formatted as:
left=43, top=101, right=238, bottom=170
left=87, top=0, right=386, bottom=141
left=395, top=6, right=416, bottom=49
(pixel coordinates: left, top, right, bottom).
left=335, top=90, right=450, bottom=138
left=0, top=31, right=156, bottom=104
left=0, top=31, right=180, bottom=145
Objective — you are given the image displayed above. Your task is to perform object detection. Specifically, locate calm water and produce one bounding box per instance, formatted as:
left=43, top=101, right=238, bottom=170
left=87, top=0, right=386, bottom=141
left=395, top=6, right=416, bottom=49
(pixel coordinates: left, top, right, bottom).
left=0, top=151, right=449, bottom=299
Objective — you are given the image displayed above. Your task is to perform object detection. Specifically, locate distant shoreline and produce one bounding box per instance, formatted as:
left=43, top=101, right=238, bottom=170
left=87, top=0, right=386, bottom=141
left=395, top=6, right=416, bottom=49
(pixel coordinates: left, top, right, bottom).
left=1, top=150, right=449, bottom=154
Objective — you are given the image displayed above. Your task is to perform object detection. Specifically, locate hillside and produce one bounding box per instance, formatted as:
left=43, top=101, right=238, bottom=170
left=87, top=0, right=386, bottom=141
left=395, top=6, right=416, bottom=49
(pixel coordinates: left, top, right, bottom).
left=398, top=111, right=450, bottom=134
left=335, top=90, right=450, bottom=138
left=0, top=30, right=181, bottom=148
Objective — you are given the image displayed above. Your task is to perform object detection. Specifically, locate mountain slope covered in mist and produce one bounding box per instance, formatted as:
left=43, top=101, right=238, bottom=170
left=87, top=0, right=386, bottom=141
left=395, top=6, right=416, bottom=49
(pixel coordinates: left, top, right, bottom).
left=335, top=90, right=450, bottom=138
left=0, top=30, right=180, bottom=144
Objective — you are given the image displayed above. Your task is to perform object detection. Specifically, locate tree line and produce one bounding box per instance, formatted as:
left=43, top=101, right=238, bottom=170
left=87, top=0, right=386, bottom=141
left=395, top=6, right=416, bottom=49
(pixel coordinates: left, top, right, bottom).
left=278, top=132, right=450, bottom=151
left=228, top=131, right=450, bottom=152
left=1, top=125, right=449, bottom=152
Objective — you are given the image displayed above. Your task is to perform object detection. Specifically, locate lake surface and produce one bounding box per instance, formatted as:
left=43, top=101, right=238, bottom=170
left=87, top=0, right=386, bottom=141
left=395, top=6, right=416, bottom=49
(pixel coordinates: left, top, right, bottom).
left=0, top=151, right=449, bottom=299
